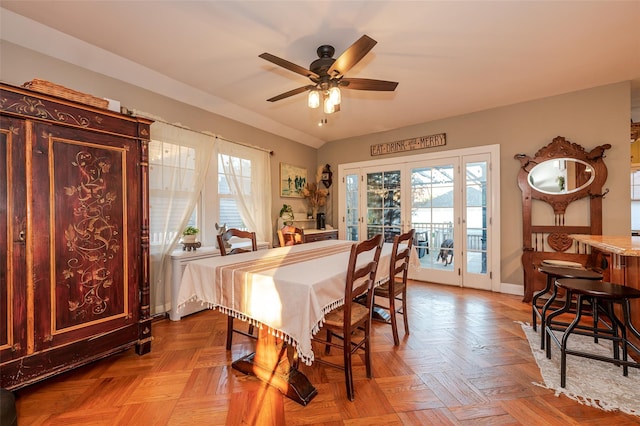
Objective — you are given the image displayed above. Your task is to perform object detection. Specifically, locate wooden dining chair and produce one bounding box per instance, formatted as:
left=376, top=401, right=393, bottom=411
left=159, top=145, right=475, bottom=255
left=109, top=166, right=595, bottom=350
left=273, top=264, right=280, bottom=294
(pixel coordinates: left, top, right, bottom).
left=373, top=229, right=414, bottom=346
left=277, top=225, right=305, bottom=247
left=216, top=228, right=259, bottom=350
left=312, top=233, right=383, bottom=401
left=217, top=228, right=258, bottom=256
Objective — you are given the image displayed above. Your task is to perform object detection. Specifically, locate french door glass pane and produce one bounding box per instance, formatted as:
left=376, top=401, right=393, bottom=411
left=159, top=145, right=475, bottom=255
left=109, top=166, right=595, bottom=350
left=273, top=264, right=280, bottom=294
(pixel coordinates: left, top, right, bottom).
left=367, top=170, right=401, bottom=242
left=465, top=161, right=488, bottom=274
left=410, top=165, right=455, bottom=269
left=345, top=174, right=359, bottom=241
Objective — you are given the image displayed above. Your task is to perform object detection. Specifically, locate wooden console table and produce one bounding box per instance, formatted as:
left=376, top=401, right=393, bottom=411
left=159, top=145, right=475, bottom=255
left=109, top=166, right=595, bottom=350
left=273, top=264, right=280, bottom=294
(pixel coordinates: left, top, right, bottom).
left=276, top=217, right=338, bottom=243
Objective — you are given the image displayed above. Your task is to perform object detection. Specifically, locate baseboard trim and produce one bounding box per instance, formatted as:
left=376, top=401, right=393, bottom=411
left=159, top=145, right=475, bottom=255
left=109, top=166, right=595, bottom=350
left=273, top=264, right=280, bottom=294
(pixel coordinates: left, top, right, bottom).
left=499, top=282, right=524, bottom=297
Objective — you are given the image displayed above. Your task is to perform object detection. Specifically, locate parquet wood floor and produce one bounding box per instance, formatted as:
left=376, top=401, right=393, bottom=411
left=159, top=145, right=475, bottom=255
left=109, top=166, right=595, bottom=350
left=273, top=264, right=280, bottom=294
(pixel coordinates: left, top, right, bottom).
left=12, top=281, right=640, bottom=425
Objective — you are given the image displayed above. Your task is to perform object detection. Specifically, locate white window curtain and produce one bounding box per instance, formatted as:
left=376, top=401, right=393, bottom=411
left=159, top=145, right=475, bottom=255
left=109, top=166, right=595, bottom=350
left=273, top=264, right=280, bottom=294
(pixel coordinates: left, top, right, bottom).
left=217, top=138, right=272, bottom=245
left=148, top=121, right=214, bottom=314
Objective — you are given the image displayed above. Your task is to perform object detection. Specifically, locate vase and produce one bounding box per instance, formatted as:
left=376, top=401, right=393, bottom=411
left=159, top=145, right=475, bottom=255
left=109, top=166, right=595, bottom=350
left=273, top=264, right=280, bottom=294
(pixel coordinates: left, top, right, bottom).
left=182, top=235, right=197, bottom=244
left=281, top=211, right=294, bottom=225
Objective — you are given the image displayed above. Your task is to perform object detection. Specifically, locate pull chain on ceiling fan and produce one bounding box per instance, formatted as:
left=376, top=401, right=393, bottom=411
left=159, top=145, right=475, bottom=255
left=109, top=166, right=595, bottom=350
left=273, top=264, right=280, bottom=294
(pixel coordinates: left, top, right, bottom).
left=259, top=35, right=398, bottom=118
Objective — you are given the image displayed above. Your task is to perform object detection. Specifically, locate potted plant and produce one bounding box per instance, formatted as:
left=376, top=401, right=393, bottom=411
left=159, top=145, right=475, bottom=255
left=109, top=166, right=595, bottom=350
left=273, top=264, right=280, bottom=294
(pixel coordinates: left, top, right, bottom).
left=182, top=225, right=200, bottom=243
left=279, top=204, right=294, bottom=225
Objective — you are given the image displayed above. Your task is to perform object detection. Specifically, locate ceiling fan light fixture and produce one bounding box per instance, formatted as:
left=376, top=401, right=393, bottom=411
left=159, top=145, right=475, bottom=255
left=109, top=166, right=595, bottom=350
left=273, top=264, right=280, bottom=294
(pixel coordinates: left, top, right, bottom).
left=328, top=85, right=341, bottom=105
left=260, top=35, right=398, bottom=121
left=323, top=96, right=335, bottom=114
left=308, top=89, right=320, bottom=109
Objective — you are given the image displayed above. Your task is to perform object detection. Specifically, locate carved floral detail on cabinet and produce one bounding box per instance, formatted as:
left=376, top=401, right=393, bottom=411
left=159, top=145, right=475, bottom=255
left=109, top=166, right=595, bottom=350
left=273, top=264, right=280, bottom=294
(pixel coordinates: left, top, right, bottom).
left=61, top=150, right=121, bottom=319
left=0, top=96, right=92, bottom=127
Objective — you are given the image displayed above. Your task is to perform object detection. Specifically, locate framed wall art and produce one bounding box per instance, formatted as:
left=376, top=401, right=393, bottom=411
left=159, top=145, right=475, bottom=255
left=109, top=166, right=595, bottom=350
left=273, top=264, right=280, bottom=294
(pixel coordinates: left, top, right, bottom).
left=280, top=163, right=307, bottom=198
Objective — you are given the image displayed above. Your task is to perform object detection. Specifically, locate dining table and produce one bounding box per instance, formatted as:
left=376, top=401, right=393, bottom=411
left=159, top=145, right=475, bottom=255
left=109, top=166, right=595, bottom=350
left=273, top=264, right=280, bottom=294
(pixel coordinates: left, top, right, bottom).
left=176, top=239, right=416, bottom=405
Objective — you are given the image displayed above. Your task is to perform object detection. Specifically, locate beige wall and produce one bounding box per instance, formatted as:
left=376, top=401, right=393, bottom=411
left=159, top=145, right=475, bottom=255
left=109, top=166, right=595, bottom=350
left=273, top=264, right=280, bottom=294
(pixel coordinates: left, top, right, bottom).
left=0, top=41, right=317, bottom=243
left=2, top=41, right=631, bottom=289
left=319, top=82, right=631, bottom=288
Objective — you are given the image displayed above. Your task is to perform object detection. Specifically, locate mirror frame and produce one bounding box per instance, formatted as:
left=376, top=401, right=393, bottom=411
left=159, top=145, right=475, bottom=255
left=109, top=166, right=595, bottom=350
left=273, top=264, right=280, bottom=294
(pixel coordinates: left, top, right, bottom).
left=515, top=136, right=611, bottom=214
left=527, top=157, right=595, bottom=195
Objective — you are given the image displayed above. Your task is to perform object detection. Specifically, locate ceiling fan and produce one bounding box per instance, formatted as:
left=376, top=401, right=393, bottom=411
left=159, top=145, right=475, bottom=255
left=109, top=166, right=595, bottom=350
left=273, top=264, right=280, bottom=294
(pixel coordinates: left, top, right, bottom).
left=259, top=35, right=398, bottom=115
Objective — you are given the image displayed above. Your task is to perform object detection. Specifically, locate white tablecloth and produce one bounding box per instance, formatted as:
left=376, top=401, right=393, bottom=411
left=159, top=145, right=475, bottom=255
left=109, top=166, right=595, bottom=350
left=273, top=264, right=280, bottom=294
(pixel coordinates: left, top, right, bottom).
left=177, top=239, right=415, bottom=365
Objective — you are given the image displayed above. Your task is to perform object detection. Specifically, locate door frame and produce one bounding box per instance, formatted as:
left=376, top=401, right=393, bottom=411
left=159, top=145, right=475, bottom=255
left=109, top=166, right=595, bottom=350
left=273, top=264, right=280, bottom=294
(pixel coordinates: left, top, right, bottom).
left=337, top=144, right=501, bottom=292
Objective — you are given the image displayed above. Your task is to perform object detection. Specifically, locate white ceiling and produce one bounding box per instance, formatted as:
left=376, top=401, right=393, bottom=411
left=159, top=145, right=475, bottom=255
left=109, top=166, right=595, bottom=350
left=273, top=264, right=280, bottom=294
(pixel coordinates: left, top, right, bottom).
left=2, top=1, right=639, bottom=148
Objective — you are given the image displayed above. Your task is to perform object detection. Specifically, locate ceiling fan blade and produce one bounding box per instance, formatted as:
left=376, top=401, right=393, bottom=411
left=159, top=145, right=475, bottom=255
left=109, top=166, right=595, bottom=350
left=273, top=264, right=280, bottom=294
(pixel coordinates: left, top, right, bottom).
left=328, top=35, right=377, bottom=77
left=266, top=85, right=314, bottom=102
left=259, top=53, right=320, bottom=79
left=340, top=78, right=398, bottom=91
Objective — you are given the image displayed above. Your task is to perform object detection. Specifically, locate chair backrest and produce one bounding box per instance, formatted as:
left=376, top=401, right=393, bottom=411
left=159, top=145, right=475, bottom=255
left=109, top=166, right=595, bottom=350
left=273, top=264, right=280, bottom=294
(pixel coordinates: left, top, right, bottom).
left=217, top=228, right=258, bottom=256
left=344, top=234, right=384, bottom=319
left=390, top=229, right=415, bottom=288
left=277, top=225, right=305, bottom=247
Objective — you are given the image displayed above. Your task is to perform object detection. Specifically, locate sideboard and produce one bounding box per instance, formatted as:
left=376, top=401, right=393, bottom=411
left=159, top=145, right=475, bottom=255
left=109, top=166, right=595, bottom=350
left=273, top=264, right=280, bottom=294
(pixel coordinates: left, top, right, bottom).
left=276, top=216, right=338, bottom=244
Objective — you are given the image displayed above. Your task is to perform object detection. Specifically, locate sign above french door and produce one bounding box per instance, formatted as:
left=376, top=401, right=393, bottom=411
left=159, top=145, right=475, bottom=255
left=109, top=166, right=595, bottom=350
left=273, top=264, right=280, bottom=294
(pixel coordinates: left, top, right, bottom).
left=370, top=133, right=446, bottom=156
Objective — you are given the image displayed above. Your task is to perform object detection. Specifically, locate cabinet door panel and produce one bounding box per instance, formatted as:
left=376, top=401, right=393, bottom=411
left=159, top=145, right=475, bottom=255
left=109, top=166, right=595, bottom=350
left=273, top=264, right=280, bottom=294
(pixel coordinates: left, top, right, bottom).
left=0, top=117, right=27, bottom=361
left=30, top=122, right=140, bottom=351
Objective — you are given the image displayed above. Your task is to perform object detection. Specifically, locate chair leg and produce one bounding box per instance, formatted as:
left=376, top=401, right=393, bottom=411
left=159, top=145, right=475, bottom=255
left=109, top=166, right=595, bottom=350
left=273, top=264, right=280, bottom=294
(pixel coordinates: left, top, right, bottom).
left=401, top=291, right=409, bottom=336
left=533, top=274, right=554, bottom=332
left=343, top=335, right=354, bottom=401
left=560, top=292, right=582, bottom=388
left=592, top=298, right=599, bottom=344
left=364, top=321, right=372, bottom=379
left=540, top=283, right=559, bottom=350
left=226, top=316, right=234, bottom=350
left=389, top=294, right=399, bottom=346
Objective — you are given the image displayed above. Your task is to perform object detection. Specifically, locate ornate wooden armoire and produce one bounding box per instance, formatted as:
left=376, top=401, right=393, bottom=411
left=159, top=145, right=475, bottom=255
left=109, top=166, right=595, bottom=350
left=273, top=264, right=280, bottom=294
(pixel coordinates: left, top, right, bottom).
left=0, top=82, right=152, bottom=389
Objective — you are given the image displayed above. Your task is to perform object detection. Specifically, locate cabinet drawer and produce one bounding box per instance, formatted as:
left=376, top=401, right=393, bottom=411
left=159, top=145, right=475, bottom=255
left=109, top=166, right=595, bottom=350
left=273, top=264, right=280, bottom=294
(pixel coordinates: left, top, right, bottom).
left=304, top=230, right=338, bottom=243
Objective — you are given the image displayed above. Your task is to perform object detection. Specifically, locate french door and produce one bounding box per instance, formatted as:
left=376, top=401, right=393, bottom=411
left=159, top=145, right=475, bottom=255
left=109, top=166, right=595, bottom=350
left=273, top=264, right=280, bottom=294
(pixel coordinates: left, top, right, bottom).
left=406, top=158, right=460, bottom=285
left=338, top=146, right=499, bottom=291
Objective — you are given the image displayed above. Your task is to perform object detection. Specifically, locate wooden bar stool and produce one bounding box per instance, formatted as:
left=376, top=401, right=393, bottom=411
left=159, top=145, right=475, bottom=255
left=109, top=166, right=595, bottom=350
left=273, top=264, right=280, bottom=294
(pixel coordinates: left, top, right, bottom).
left=532, top=264, right=602, bottom=349
left=545, top=278, right=640, bottom=388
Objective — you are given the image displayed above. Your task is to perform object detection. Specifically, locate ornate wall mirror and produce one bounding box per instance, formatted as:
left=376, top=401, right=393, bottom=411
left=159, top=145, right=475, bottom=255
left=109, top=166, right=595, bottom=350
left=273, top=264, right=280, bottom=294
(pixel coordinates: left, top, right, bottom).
left=527, top=158, right=595, bottom=195
left=515, top=136, right=610, bottom=302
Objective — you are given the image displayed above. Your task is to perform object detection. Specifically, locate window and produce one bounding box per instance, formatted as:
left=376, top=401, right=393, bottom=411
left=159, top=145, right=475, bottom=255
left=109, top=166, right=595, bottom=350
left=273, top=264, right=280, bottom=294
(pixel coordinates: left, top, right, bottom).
left=147, top=120, right=214, bottom=315
left=148, top=140, right=199, bottom=245
left=147, top=120, right=271, bottom=315
left=213, top=139, right=272, bottom=244
left=217, top=154, right=251, bottom=229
